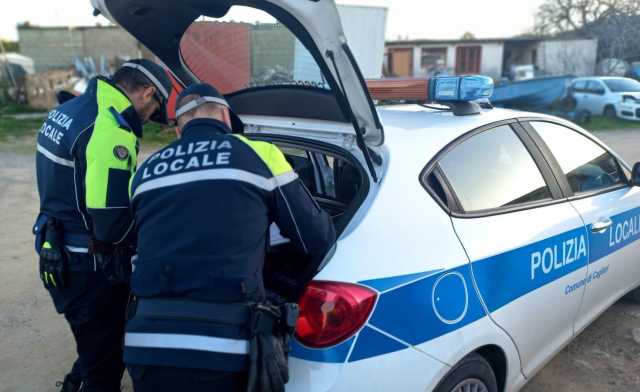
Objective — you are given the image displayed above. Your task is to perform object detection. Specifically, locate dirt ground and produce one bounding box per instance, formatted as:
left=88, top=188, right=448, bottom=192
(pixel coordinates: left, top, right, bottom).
left=1, top=130, right=640, bottom=391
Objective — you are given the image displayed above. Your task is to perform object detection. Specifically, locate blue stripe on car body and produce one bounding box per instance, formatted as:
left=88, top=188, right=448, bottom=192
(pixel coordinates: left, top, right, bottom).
left=291, top=206, right=640, bottom=363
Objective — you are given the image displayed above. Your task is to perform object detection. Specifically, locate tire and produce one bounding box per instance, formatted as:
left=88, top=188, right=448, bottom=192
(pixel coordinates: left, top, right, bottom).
left=604, top=105, right=617, bottom=119
left=435, top=353, right=498, bottom=392
left=625, top=286, right=640, bottom=303
left=576, top=110, right=591, bottom=125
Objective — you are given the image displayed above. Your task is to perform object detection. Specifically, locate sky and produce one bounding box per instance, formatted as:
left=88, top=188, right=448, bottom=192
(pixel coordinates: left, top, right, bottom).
left=0, top=0, right=545, bottom=41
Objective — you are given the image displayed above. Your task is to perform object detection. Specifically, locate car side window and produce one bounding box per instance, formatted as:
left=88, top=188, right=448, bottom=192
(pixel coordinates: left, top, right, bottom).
left=437, top=125, right=552, bottom=212
left=586, top=81, right=605, bottom=95
left=573, top=80, right=587, bottom=93
left=530, top=122, right=627, bottom=194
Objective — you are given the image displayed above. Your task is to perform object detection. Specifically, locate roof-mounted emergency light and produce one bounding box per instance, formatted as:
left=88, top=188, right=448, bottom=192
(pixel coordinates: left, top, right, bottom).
left=366, top=75, right=494, bottom=116
left=428, top=76, right=494, bottom=103
left=428, top=75, right=494, bottom=116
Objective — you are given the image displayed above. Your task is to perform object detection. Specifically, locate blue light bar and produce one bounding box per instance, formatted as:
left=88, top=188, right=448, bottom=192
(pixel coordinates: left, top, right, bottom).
left=429, top=75, right=494, bottom=102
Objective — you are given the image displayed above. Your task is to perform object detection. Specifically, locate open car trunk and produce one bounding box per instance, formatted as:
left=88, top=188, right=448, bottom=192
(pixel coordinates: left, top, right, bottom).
left=251, top=134, right=369, bottom=299
left=90, top=0, right=385, bottom=180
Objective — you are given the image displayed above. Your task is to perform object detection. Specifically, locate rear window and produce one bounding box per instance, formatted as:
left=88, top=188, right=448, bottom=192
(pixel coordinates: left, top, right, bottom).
left=530, top=122, right=627, bottom=194
left=438, top=125, right=552, bottom=212
left=603, top=78, right=640, bottom=93
left=179, top=6, right=329, bottom=95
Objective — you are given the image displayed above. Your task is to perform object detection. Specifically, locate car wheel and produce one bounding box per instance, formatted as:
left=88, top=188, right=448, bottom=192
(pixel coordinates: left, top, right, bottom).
left=604, top=105, right=617, bottom=119
left=625, top=286, right=640, bottom=303
left=576, top=110, right=591, bottom=125
left=435, top=353, right=498, bottom=392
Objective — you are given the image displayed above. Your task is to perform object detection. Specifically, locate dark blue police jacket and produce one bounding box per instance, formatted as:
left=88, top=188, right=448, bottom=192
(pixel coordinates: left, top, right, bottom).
left=34, top=77, right=143, bottom=268
left=125, top=118, right=336, bottom=371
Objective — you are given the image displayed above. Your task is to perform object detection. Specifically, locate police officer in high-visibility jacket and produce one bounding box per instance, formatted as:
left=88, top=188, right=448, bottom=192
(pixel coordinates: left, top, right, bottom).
left=33, top=59, right=173, bottom=392
left=124, top=83, right=336, bottom=391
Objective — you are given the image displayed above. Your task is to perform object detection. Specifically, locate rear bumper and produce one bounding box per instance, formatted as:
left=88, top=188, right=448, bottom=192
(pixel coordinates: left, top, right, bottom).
left=287, top=343, right=449, bottom=391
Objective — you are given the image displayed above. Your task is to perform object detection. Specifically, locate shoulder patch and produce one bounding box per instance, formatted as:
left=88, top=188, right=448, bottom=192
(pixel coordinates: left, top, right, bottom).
left=113, top=145, right=130, bottom=161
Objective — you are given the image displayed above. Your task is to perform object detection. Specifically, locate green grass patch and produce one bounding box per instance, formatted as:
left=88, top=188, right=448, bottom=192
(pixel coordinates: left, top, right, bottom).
left=584, top=116, right=640, bottom=132
left=0, top=108, right=176, bottom=145
left=0, top=104, right=47, bottom=142
left=140, top=122, right=177, bottom=145
left=0, top=114, right=44, bottom=142
left=0, top=103, right=45, bottom=115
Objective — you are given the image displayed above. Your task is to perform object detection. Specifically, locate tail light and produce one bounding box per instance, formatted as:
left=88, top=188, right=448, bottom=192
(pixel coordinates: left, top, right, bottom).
left=296, top=281, right=377, bottom=348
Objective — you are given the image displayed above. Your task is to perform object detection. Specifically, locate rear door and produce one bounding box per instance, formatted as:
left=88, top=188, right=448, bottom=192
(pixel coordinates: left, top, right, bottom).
left=572, top=80, right=589, bottom=112
left=585, top=80, right=607, bottom=115
left=433, top=122, right=588, bottom=378
left=524, top=120, right=640, bottom=332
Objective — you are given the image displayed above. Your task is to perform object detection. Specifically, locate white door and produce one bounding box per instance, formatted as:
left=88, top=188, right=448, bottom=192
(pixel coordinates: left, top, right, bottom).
left=572, top=80, right=590, bottom=113
left=434, top=123, right=588, bottom=378
left=527, top=121, right=640, bottom=332
left=584, top=80, right=607, bottom=115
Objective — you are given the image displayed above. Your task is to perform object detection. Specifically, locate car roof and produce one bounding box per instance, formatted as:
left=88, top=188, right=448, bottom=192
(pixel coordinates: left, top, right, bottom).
left=375, top=105, right=630, bottom=172
left=574, top=76, right=627, bottom=81
left=377, top=105, right=549, bottom=160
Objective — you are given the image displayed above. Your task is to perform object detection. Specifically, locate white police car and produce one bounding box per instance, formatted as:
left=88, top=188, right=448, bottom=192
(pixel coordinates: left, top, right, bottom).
left=91, top=0, right=640, bottom=390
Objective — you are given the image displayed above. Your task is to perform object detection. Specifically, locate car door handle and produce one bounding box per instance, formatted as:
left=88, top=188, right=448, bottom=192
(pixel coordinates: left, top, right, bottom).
left=591, top=218, right=613, bottom=233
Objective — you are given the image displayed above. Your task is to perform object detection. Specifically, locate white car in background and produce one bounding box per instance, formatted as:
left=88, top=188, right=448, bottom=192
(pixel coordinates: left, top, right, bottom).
left=571, top=77, right=640, bottom=121
left=92, top=0, right=640, bottom=390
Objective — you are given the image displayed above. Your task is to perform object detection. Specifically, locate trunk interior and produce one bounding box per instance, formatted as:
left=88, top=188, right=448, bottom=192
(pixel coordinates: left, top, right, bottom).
left=250, top=134, right=370, bottom=299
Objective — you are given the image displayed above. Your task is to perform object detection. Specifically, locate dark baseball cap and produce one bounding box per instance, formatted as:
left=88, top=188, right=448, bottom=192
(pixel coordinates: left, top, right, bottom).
left=120, top=59, right=173, bottom=124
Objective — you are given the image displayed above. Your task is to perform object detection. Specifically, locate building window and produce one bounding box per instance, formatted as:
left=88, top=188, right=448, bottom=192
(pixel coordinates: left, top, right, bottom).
left=455, top=46, right=482, bottom=75
left=421, top=47, right=447, bottom=76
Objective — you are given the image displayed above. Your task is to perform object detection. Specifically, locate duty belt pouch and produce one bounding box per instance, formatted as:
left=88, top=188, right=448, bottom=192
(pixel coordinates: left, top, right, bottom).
left=246, top=304, right=294, bottom=392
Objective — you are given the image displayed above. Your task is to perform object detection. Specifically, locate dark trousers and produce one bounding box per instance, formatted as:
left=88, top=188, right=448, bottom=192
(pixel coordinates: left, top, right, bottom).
left=128, top=365, right=247, bottom=392
left=48, top=267, right=129, bottom=392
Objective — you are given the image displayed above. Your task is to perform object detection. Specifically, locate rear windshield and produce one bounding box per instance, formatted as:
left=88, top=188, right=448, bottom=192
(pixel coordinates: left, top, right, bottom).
left=603, top=78, right=640, bottom=93
left=180, top=6, right=329, bottom=95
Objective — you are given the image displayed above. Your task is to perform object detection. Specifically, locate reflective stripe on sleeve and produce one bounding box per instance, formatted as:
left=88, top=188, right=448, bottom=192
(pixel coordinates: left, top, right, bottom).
left=132, top=168, right=298, bottom=199
left=124, top=332, right=249, bottom=355
left=37, top=143, right=74, bottom=168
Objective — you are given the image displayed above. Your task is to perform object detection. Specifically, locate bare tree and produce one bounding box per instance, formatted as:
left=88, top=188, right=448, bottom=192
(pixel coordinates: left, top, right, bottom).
left=534, top=0, right=640, bottom=73
left=534, top=0, right=613, bottom=35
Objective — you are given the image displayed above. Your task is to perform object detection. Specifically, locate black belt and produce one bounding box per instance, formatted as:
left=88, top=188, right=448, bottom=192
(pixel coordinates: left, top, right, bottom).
left=135, top=298, right=252, bottom=326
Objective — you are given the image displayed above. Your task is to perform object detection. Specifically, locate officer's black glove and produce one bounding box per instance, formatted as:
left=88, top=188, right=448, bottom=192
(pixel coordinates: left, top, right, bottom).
left=90, top=239, right=133, bottom=285
left=38, top=220, right=68, bottom=291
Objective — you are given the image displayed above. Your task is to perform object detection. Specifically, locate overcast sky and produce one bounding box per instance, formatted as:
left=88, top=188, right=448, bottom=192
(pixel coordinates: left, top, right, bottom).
left=0, top=0, right=544, bottom=41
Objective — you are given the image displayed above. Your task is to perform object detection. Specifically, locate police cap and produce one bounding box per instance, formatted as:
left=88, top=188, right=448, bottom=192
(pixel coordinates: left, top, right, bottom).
left=120, top=59, right=173, bottom=124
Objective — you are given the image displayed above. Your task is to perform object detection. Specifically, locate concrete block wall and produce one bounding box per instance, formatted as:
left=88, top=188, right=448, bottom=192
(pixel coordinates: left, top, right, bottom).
left=18, top=28, right=84, bottom=72
left=18, top=26, right=144, bottom=73
left=249, top=23, right=296, bottom=85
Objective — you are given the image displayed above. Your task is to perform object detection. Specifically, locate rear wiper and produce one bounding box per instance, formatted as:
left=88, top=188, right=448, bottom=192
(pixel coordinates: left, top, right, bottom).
left=325, top=49, right=379, bottom=183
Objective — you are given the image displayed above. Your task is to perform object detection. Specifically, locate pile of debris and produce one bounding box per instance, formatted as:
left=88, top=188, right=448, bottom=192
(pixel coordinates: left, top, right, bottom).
left=25, top=69, right=77, bottom=109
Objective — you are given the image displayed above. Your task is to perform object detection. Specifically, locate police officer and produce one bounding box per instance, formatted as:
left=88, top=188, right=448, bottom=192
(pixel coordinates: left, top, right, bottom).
left=124, top=83, right=336, bottom=391
left=33, top=59, right=173, bottom=392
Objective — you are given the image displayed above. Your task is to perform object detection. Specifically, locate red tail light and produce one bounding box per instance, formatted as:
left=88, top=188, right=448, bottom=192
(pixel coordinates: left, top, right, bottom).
left=296, top=281, right=377, bottom=348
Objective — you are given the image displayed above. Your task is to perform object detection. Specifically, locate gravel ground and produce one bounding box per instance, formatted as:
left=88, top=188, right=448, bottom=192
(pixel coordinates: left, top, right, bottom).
left=1, top=129, right=640, bottom=391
